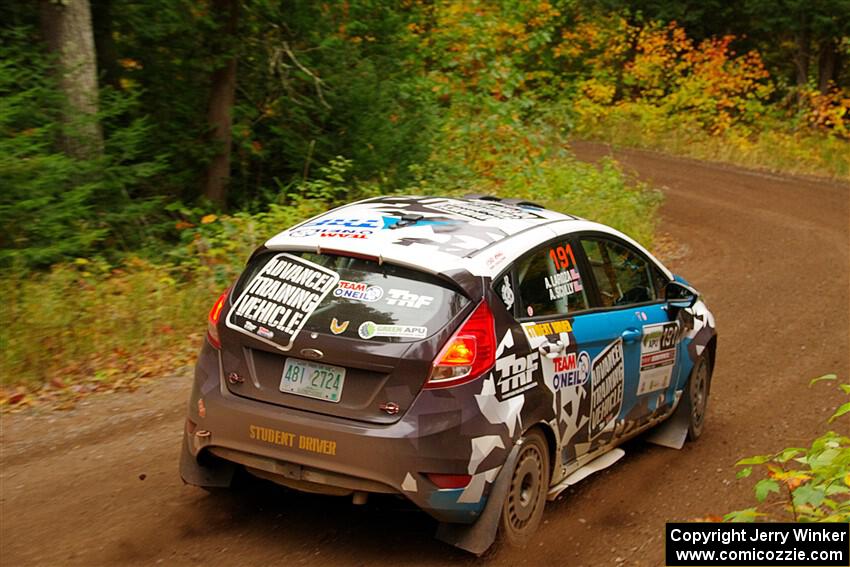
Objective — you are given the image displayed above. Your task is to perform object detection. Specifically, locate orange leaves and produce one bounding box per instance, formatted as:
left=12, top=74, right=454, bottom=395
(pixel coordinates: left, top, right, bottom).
left=118, top=58, right=143, bottom=71
left=800, top=88, right=850, bottom=138
left=767, top=463, right=813, bottom=491
left=563, top=18, right=774, bottom=134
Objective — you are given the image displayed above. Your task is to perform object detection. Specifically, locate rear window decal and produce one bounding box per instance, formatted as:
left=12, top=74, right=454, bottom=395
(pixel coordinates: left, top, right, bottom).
left=257, top=327, right=274, bottom=339
left=637, top=322, right=680, bottom=395
left=329, top=318, right=349, bottom=335
left=357, top=321, right=427, bottom=340
left=333, top=280, right=384, bottom=302
left=226, top=253, right=340, bottom=349
left=385, top=289, right=434, bottom=309
left=589, top=338, right=624, bottom=439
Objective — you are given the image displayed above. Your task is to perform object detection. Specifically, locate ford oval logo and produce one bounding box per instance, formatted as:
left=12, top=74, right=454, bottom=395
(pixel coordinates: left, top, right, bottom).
left=300, top=348, right=324, bottom=360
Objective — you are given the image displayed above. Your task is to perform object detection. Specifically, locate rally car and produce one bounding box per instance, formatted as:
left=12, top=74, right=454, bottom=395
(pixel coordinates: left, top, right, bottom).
left=180, top=195, right=717, bottom=553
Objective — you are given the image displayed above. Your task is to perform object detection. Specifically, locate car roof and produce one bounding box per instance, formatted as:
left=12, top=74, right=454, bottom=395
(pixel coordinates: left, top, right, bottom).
left=264, top=195, right=671, bottom=280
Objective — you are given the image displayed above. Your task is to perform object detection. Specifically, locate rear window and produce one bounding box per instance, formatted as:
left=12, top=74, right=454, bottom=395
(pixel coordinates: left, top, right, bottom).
left=232, top=252, right=470, bottom=343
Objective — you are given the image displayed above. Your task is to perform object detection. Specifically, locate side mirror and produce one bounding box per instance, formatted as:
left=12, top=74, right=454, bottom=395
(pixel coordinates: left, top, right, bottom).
left=665, top=281, right=698, bottom=309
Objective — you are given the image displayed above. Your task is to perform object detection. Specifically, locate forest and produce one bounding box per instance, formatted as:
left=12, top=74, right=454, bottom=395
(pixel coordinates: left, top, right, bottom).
left=2, top=0, right=849, bottom=399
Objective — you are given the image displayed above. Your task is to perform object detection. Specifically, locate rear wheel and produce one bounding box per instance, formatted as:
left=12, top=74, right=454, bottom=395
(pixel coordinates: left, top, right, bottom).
left=686, top=355, right=711, bottom=441
left=500, top=429, right=550, bottom=547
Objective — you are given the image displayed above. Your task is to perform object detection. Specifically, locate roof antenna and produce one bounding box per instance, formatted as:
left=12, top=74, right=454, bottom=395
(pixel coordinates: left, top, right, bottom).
left=390, top=213, right=424, bottom=229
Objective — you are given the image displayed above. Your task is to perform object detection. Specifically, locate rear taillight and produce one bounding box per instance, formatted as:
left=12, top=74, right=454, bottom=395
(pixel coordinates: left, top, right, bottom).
left=425, top=300, right=496, bottom=389
left=206, top=289, right=229, bottom=349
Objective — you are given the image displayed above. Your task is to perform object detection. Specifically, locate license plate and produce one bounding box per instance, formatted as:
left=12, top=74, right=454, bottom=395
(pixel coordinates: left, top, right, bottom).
left=280, top=359, right=346, bottom=403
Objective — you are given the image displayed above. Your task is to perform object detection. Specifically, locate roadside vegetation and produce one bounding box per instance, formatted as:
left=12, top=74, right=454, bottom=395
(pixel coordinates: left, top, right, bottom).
left=567, top=18, right=850, bottom=180
left=721, top=376, right=849, bottom=522
left=1, top=1, right=848, bottom=405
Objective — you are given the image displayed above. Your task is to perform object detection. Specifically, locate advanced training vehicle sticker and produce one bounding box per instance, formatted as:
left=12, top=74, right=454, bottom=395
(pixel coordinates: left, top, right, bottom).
left=226, top=253, right=340, bottom=350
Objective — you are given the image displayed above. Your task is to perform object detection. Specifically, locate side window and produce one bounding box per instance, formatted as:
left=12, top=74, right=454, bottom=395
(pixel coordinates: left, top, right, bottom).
left=515, top=241, right=589, bottom=318
left=652, top=266, right=670, bottom=300
left=580, top=237, right=658, bottom=307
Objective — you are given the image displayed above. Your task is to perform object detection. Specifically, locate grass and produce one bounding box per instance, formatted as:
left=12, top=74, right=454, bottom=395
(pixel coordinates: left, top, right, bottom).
left=0, top=260, right=212, bottom=391
left=572, top=103, right=850, bottom=182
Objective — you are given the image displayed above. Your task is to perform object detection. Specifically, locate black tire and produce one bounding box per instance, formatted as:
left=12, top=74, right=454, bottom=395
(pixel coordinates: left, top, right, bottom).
left=500, top=429, right=550, bottom=547
left=686, top=354, right=711, bottom=441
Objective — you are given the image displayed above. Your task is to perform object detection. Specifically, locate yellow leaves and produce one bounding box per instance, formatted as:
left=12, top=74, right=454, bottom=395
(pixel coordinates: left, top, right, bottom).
left=200, top=214, right=218, bottom=224
left=581, top=79, right=616, bottom=105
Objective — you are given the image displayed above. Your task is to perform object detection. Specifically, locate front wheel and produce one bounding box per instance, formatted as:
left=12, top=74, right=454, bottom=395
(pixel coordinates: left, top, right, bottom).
left=686, top=354, right=711, bottom=441
left=500, top=429, right=550, bottom=547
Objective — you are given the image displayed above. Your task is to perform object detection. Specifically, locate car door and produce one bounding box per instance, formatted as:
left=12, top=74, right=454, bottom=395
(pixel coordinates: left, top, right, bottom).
left=504, top=236, right=595, bottom=467
left=571, top=233, right=679, bottom=444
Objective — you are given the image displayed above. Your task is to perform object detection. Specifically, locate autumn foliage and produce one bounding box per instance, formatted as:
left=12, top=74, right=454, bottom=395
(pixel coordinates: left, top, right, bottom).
left=560, top=18, right=774, bottom=133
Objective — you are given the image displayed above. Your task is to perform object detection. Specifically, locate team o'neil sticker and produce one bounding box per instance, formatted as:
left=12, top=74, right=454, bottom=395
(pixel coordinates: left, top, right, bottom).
left=226, top=253, right=339, bottom=349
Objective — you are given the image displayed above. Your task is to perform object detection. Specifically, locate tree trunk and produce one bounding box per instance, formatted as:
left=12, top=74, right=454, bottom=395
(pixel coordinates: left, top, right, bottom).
left=40, top=0, right=103, bottom=159
left=817, top=39, right=838, bottom=94
left=91, top=0, right=121, bottom=90
left=792, top=28, right=810, bottom=89
left=202, top=0, right=239, bottom=208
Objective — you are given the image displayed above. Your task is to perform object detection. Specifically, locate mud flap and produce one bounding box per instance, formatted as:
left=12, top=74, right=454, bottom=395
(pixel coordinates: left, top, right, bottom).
left=179, top=436, right=235, bottom=488
left=434, top=443, right=521, bottom=556
left=643, top=392, right=689, bottom=450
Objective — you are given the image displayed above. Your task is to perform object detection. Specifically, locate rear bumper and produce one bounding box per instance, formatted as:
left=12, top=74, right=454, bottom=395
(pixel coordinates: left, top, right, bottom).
left=181, top=342, right=510, bottom=524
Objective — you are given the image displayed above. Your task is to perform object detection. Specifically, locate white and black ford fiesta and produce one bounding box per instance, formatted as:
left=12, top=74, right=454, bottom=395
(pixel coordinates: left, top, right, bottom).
left=181, top=195, right=717, bottom=553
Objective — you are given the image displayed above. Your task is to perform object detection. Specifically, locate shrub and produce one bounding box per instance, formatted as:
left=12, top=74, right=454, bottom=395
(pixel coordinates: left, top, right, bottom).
left=725, top=375, right=850, bottom=523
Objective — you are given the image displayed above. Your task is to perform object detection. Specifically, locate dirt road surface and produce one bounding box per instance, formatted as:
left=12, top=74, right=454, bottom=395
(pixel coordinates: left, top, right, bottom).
left=2, top=144, right=848, bottom=566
